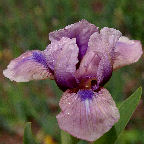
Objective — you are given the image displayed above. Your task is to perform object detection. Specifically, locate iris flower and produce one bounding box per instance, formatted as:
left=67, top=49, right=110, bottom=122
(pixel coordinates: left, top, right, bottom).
left=3, top=20, right=143, bottom=141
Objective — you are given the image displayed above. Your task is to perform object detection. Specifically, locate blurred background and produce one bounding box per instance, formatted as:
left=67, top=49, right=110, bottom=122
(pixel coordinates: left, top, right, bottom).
left=0, top=0, right=144, bottom=143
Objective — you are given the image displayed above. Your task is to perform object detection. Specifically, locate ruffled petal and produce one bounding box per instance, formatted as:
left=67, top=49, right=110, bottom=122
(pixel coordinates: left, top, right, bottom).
left=44, top=38, right=68, bottom=71
left=57, top=88, right=120, bottom=142
left=54, top=37, right=79, bottom=90
left=3, top=50, right=53, bottom=82
left=113, top=36, right=143, bottom=70
left=49, top=19, right=98, bottom=60
left=76, top=28, right=121, bottom=87
left=88, top=27, right=122, bottom=54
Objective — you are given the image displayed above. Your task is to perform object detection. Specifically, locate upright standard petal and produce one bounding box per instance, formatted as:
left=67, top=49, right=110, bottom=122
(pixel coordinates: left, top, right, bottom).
left=3, top=50, right=53, bottom=82
left=44, top=37, right=79, bottom=72
left=88, top=27, right=122, bottom=54
left=49, top=19, right=98, bottom=60
left=113, top=36, right=143, bottom=70
left=76, top=28, right=121, bottom=87
left=54, top=38, right=79, bottom=90
left=57, top=88, right=120, bottom=142
left=44, top=39, right=65, bottom=71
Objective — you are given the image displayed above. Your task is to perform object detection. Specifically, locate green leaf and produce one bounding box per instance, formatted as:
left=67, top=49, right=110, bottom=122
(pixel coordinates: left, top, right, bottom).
left=23, top=122, right=38, bottom=144
left=61, top=130, right=79, bottom=144
left=94, top=87, right=142, bottom=144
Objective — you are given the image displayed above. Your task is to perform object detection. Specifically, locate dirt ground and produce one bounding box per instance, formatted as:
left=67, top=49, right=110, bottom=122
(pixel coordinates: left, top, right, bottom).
left=0, top=131, right=22, bottom=144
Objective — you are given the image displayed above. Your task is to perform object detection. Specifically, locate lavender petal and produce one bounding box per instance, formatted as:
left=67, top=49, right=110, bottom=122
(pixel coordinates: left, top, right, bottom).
left=76, top=27, right=122, bottom=86
left=54, top=38, right=79, bottom=90
left=57, top=88, right=120, bottom=142
left=49, top=19, right=98, bottom=60
left=113, top=36, right=143, bottom=70
left=3, top=50, right=53, bottom=82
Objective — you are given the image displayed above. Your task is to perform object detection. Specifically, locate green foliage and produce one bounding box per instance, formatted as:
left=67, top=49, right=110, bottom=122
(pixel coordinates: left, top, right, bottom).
left=23, top=122, right=39, bottom=144
left=61, top=130, right=79, bottom=144
left=77, top=140, right=89, bottom=144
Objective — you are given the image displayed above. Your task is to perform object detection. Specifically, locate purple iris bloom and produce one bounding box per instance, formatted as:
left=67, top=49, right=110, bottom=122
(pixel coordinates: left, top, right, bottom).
left=3, top=20, right=143, bottom=141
